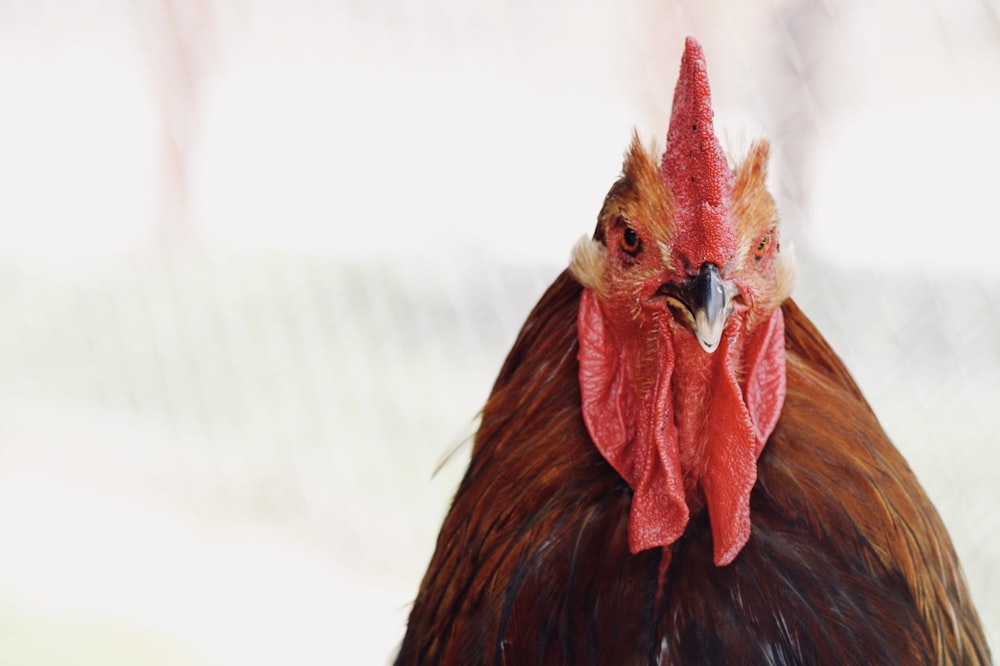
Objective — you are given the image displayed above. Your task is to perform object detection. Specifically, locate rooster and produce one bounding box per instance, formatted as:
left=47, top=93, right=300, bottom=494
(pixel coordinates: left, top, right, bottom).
left=395, top=37, right=990, bottom=665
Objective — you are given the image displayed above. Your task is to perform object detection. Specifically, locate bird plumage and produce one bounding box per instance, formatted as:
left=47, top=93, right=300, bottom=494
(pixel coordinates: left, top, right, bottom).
left=396, top=273, right=989, bottom=664
left=395, top=37, right=989, bottom=665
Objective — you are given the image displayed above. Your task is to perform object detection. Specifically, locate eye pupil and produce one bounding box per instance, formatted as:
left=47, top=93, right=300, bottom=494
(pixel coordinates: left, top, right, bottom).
left=621, top=226, right=641, bottom=255
left=755, top=232, right=771, bottom=259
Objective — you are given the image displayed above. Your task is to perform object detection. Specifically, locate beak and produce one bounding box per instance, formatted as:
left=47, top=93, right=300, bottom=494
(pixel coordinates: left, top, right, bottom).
left=690, top=263, right=736, bottom=353
left=658, top=263, right=738, bottom=353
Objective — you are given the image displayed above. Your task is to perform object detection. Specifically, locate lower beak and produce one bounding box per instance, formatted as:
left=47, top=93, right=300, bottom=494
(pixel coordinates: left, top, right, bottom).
left=690, top=263, right=736, bottom=353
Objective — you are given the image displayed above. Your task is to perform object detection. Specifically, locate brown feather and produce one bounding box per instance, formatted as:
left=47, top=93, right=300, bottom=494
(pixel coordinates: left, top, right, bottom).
left=395, top=274, right=991, bottom=665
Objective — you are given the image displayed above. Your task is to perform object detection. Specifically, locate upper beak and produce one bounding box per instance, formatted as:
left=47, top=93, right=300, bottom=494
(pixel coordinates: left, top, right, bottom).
left=691, top=263, right=735, bottom=353
left=658, top=263, right=738, bottom=353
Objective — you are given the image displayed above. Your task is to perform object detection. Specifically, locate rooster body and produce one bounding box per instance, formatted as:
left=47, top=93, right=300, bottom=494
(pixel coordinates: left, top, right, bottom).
left=396, top=39, right=989, bottom=665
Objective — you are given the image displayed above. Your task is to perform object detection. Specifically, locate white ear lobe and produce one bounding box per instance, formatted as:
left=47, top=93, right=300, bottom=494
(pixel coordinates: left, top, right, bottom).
left=569, top=235, right=607, bottom=293
left=774, top=242, right=798, bottom=303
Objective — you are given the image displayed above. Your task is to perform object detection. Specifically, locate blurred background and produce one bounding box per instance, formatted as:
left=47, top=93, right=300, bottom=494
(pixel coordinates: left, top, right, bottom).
left=0, top=0, right=997, bottom=663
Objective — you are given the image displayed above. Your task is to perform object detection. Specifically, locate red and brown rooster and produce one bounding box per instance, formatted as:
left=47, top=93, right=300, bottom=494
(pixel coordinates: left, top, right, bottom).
left=396, top=37, right=990, bottom=665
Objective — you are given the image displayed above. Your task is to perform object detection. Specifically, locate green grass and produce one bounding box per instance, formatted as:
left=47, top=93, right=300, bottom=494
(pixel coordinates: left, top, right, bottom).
left=0, top=606, right=204, bottom=666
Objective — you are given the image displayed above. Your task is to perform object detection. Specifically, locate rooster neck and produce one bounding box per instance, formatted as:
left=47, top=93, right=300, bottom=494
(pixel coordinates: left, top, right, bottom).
left=662, top=317, right=740, bottom=507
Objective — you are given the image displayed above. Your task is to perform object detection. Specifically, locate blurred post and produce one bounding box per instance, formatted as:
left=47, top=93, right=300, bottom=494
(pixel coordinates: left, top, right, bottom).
left=138, top=0, right=218, bottom=255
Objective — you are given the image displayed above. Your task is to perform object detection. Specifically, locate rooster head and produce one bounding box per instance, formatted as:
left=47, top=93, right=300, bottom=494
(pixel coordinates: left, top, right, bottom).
left=569, top=37, right=796, bottom=566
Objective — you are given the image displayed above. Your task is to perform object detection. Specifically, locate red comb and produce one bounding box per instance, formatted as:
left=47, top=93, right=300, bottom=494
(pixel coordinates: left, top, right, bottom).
left=660, top=37, right=737, bottom=269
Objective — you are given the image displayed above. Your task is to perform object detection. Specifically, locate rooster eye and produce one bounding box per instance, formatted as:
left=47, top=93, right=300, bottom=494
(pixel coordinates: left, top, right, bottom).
left=620, top=226, right=643, bottom=256
left=754, top=231, right=772, bottom=260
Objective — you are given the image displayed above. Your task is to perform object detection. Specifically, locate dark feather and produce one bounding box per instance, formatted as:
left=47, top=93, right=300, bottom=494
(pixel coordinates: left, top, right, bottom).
left=395, top=272, right=990, bottom=665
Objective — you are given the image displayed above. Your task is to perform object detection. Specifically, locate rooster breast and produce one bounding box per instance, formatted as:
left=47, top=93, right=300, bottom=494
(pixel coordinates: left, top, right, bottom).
left=395, top=277, right=990, bottom=666
left=654, top=299, right=989, bottom=664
